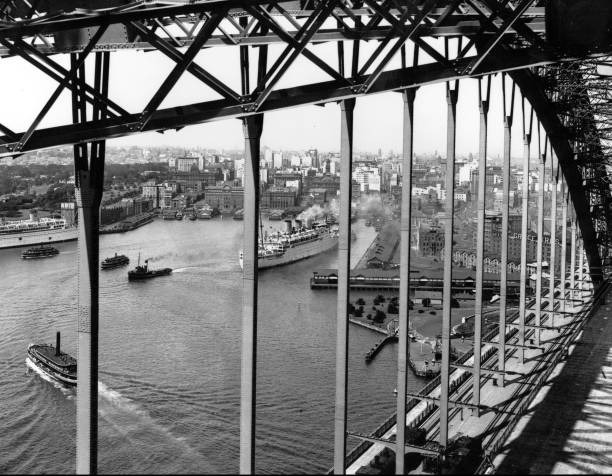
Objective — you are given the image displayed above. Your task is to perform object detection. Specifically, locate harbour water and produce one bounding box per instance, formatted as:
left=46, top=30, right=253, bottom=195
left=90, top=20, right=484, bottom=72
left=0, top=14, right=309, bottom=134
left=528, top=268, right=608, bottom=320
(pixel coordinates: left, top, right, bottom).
left=0, top=218, right=429, bottom=474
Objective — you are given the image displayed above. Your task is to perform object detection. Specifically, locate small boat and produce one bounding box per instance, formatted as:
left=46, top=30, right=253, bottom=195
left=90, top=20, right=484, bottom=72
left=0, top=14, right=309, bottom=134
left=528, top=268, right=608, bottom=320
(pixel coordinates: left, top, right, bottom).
left=196, top=204, right=213, bottom=219
left=176, top=211, right=184, bottom=220
left=27, top=332, right=77, bottom=386
left=188, top=214, right=197, bottom=221
left=101, top=253, right=130, bottom=270
left=162, top=210, right=176, bottom=220
left=21, top=245, right=59, bottom=259
left=128, top=254, right=172, bottom=281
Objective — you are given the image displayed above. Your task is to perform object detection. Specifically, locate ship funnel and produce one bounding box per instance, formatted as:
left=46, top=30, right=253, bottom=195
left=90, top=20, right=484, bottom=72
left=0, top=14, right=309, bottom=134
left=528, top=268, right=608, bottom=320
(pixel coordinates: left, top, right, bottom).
left=56, top=332, right=61, bottom=356
left=284, top=219, right=292, bottom=234
left=295, top=219, right=302, bottom=229
left=305, top=217, right=313, bottom=229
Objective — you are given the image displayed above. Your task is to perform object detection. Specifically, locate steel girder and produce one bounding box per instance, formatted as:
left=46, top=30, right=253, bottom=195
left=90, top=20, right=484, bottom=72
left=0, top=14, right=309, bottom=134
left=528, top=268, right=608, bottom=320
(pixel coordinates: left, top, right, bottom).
left=0, top=47, right=607, bottom=156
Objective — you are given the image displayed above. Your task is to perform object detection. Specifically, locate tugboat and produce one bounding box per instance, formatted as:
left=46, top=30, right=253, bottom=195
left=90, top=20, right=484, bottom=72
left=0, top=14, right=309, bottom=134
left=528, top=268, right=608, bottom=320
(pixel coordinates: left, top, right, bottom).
left=128, top=254, right=172, bottom=281
left=101, top=253, right=130, bottom=270
left=27, top=332, right=77, bottom=386
left=21, top=245, right=59, bottom=259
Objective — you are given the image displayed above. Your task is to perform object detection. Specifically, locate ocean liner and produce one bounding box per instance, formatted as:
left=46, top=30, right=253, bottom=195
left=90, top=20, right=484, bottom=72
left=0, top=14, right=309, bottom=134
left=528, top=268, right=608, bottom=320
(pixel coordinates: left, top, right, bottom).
left=0, top=210, right=77, bottom=249
left=239, top=218, right=338, bottom=270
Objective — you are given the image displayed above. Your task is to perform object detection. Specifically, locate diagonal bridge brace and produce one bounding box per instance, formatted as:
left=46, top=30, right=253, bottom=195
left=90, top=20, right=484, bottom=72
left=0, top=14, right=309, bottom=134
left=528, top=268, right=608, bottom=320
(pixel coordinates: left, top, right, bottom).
left=134, top=10, right=227, bottom=132
left=246, top=0, right=340, bottom=112
left=0, top=36, right=128, bottom=119
left=11, top=23, right=108, bottom=153
left=245, top=4, right=348, bottom=85
left=126, top=19, right=241, bottom=104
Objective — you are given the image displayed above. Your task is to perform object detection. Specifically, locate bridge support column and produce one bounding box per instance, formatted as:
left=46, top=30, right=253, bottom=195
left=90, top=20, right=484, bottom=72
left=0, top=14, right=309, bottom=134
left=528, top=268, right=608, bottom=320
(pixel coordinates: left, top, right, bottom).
left=560, top=176, right=568, bottom=316
left=549, top=151, right=557, bottom=326
left=240, top=113, right=263, bottom=475
left=475, top=77, right=491, bottom=402
left=396, top=88, right=416, bottom=475
left=578, top=238, right=584, bottom=294
left=534, top=135, right=546, bottom=345
left=500, top=81, right=513, bottom=380
left=570, top=211, right=577, bottom=303
left=334, top=98, right=355, bottom=474
left=440, top=82, right=458, bottom=448
left=74, top=51, right=109, bottom=475
left=518, top=94, right=532, bottom=364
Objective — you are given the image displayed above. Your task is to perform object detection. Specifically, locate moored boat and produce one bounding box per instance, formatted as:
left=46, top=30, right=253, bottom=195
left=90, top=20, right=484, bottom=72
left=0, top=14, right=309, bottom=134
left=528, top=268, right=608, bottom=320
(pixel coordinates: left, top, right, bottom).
left=101, top=253, right=130, bottom=270
left=0, top=207, right=77, bottom=249
left=21, top=245, right=59, bottom=259
left=128, top=254, right=172, bottom=281
left=239, top=218, right=338, bottom=270
left=27, top=332, right=77, bottom=386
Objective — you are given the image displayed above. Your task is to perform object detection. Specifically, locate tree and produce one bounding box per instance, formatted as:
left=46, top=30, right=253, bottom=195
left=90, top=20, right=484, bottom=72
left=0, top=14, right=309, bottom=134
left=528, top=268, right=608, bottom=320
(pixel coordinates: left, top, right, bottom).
left=373, top=309, right=386, bottom=323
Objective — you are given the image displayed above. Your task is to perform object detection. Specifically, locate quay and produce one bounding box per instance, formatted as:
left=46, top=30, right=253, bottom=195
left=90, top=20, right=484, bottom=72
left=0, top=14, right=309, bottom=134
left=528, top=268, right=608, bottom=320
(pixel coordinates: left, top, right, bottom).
left=365, top=334, right=398, bottom=363
left=99, top=212, right=156, bottom=234
left=349, top=318, right=388, bottom=335
left=310, top=268, right=521, bottom=295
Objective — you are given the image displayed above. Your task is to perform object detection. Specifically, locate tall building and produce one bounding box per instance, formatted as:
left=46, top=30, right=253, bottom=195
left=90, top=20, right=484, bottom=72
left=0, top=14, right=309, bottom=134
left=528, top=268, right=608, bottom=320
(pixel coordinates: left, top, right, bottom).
left=273, top=152, right=283, bottom=169
left=176, top=157, right=199, bottom=172
left=142, top=184, right=165, bottom=208
left=308, top=148, right=319, bottom=169
left=234, top=158, right=245, bottom=185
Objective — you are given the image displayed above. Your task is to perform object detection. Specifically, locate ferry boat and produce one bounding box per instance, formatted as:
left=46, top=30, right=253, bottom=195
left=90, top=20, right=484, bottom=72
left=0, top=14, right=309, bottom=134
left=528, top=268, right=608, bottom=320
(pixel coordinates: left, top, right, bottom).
left=101, top=253, right=130, bottom=270
left=21, top=245, right=59, bottom=259
left=196, top=204, right=213, bottom=219
left=128, top=255, right=172, bottom=281
left=27, top=332, right=77, bottom=386
left=0, top=211, right=77, bottom=249
left=239, top=219, right=338, bottom=270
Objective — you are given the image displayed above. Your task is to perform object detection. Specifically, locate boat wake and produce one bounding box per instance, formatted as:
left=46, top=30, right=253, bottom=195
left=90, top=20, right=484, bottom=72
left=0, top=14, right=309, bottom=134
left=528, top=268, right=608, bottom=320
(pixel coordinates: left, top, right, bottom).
left=25, top=357, right=74, bottom=398
left=171, top=266, right=200, bottom=273
left=97, top=382, right=205, bottom=465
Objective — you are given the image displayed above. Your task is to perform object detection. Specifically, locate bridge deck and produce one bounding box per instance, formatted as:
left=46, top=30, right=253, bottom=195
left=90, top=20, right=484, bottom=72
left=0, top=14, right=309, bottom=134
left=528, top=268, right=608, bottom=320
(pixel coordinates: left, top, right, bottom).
left=345, top=288, right=597, bottom=474
left=492, top=287, right=612, bottom=474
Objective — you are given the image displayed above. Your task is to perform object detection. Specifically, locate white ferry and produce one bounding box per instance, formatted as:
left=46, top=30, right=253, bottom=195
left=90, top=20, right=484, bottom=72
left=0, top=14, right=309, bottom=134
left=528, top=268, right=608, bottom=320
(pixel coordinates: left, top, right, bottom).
left=239, top=219, right=338, bottom=270
left=0, top=212, right=77, bottom=249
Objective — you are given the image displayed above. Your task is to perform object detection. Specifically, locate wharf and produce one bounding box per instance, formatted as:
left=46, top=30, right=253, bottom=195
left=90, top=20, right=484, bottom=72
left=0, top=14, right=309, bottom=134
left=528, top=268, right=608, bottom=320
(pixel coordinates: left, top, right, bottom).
left=100, top=212, right=155, bottom=234
left=349, top=318, right=388, bottom=335
left=365, top=335, right=398, bottom=362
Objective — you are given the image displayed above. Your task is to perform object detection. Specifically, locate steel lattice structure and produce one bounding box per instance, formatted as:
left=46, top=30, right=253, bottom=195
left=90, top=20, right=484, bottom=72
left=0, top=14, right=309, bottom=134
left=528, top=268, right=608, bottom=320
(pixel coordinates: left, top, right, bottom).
left=0, top=1, right=609, bottom=474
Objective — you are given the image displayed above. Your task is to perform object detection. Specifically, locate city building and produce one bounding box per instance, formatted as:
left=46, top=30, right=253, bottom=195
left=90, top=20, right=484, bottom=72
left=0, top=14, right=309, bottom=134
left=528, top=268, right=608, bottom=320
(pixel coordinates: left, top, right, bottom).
left=204, top=183, right=244, bottom=214
left=261, top=186, right=297, bottom=209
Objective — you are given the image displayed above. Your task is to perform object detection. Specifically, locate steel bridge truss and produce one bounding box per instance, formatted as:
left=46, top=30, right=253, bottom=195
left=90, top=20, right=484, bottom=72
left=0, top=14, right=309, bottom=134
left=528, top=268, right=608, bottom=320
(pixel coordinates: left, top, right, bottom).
left=0, top=1, right=610, bottom=474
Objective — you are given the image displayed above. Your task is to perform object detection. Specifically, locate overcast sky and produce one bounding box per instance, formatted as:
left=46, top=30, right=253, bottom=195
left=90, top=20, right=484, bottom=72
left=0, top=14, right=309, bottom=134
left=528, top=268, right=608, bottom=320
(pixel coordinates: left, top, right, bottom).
left=0, top=36, right=543, bottom=157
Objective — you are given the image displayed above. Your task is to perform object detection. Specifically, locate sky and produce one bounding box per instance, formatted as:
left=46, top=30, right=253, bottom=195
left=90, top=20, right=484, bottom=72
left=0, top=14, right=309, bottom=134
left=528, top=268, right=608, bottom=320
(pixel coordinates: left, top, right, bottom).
left=0, top=31, right=545, bottom=158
